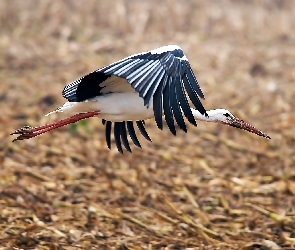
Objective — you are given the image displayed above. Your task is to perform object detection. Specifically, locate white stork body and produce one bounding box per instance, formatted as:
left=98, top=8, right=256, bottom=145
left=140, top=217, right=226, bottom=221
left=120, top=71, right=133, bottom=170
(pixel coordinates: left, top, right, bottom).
left=49, top=92, right=223, bottom=123
left=51, top=92, right=154, bottom=122
left=11, top=45, right=270, bottom=153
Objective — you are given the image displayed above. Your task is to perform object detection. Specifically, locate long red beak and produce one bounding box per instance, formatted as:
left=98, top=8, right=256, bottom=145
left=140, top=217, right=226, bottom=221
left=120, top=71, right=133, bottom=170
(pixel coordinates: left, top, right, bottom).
left=225, top=118, right=271, bottom=139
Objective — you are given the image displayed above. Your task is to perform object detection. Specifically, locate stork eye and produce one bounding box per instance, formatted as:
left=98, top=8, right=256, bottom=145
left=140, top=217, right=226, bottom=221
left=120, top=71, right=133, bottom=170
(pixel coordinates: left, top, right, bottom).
left=223, top=113, right=230, bottom=117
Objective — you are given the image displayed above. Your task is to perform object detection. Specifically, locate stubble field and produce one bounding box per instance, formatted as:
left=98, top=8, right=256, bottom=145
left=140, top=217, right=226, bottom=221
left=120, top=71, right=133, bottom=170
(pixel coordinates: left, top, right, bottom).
left=1, top=1, right=295, bottom=249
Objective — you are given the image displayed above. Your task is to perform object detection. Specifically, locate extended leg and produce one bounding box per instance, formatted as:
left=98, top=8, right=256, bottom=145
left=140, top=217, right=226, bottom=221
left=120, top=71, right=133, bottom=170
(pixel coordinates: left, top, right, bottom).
left=11, top=111, right=101, bottom=142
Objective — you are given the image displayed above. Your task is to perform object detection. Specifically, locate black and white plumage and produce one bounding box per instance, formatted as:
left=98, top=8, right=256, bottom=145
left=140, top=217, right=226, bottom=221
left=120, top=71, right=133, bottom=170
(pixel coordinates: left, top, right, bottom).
left=61, top=45, right=207, bottom=152
left=11, top=45, right=271, bottom=153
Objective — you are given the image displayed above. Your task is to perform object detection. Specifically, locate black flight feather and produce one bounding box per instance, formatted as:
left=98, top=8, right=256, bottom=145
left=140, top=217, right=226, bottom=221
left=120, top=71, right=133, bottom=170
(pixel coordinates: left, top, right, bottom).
left=163, top=77, right=176, bottom=135
left=119, top=122, right=132, bottom=152
left=127, top=121, right=141, bottom=148
left=136, top=120, right=151, bottom=141
left=114, top=122, right=123, bottom=154
left=170, top=77, right=186, bottom=132
left=105, top=121, right=112, bottom=149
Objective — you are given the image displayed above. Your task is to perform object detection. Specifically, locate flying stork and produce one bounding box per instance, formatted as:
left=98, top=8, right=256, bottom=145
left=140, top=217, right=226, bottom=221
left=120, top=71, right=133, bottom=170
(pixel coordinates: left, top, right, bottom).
left=11, top=45, right=270, bottom=153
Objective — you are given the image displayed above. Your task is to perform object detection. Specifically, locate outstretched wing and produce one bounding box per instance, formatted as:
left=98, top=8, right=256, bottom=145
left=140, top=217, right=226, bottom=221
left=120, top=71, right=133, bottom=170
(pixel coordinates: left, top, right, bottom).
left=102, top=119, right=151, bottom=154
left=62, top=45, right=207, bottom=137
left=98, top=45, right=207, bottom=134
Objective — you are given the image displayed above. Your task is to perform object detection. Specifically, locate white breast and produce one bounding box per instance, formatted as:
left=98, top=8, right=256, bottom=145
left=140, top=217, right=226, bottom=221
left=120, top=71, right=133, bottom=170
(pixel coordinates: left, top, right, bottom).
left=91, top=92, right=154, bottom=121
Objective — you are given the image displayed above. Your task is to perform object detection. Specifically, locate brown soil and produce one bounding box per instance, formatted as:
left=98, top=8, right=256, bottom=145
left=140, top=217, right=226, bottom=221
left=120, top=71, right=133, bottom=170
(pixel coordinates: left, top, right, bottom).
left=1, top=1, right=295, bottom=249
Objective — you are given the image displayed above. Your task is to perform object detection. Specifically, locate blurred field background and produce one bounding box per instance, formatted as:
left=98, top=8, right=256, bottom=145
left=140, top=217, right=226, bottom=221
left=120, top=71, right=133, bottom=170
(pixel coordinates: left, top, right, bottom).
left=1, top=0, right=295, bottom=249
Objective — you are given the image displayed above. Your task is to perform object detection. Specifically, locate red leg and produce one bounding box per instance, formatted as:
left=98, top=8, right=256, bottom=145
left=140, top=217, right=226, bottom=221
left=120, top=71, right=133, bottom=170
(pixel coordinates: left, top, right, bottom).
left=11, top=111, right=101, bottom=142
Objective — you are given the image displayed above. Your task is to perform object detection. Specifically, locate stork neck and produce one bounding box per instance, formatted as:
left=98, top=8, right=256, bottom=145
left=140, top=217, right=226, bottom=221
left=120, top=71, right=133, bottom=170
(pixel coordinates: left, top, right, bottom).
left=190, top=108, right=217, bottom=122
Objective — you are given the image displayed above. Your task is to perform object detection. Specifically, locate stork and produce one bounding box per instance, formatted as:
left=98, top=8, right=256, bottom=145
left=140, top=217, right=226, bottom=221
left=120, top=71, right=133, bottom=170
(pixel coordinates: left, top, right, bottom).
left=11, top=45, right=270, bottom=153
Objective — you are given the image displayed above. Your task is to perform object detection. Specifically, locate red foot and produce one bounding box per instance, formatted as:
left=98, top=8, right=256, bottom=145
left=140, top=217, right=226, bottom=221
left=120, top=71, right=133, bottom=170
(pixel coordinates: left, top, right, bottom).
left=11, top=126, right=37, bottom=142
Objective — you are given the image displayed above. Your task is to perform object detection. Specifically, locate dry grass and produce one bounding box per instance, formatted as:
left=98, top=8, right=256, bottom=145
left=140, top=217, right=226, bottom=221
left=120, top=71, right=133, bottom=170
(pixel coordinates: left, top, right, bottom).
left=1, top=0, right=295, bottom=249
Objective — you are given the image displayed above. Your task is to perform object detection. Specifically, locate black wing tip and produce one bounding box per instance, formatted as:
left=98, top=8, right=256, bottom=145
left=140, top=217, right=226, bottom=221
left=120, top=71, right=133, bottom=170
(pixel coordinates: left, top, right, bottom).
left=105, top=121, right=112, bottom=150
left=104, top=120, right=155, bottom=153
left=156, top=123, right=163, bottom=130
left=114, top=123, right=123, bottom=154
left=126, top=121, right=142, bottom=148
left=136, top=120, right=152, bottom=142
left=145, top=134, right=152, bottom=142
left=171, top=130, right=177, bottom=136
left=196, top=83, right=205, bottom=99
left=119, top=122, right=132, bottom=153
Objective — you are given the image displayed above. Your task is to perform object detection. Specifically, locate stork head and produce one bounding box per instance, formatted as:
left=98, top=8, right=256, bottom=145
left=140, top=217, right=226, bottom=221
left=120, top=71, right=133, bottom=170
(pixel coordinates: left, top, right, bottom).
left=207, top=109, right=271, bottom=139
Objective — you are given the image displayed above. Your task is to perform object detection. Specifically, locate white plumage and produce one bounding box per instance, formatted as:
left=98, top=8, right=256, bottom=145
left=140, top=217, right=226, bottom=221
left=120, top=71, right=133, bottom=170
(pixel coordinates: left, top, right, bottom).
left=52, top=92, right=154, bottom=122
